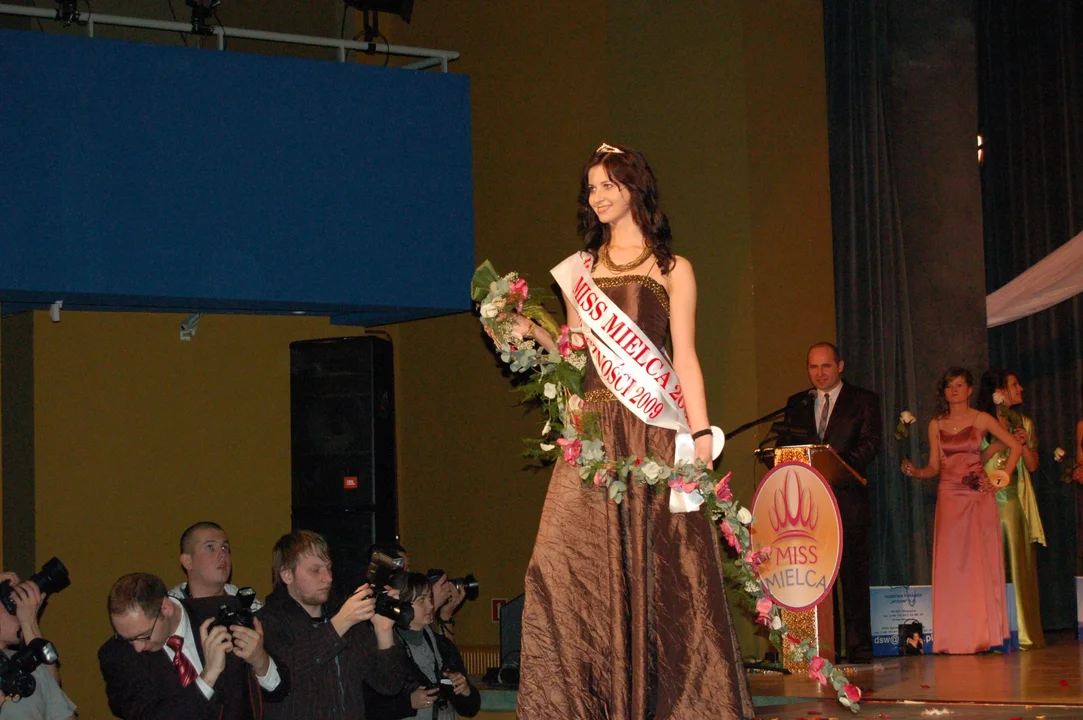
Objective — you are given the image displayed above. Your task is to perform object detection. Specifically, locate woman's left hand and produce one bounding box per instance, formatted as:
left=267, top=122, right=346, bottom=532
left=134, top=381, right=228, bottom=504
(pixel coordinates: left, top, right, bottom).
left=446, top=670, right=470, bottom=696
left=1012, top=427, right=1028, bottom=445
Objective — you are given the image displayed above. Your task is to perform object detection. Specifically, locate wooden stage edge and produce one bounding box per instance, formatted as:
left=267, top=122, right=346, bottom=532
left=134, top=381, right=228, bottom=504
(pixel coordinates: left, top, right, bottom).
left=749, top=630, right=1083, bottom=719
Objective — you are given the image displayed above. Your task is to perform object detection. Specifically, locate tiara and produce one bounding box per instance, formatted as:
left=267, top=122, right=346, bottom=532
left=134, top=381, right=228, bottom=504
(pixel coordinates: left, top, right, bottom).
left=596, top=142, right=624, bottom=154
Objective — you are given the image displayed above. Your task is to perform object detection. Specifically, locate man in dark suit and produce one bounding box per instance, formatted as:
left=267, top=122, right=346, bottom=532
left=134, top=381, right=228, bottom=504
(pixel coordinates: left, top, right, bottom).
left=99, top=572, right=289, bottom=720
left=777, top=342, right=882, bottom=664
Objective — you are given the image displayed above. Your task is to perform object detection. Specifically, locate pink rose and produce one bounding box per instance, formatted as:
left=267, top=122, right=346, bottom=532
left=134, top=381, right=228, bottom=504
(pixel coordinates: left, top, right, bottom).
left=808, top=655, right=828, bottom=685
left=719, top=520, right=739, bottom=550
left=743, top=546, right=771, bottom=571
left=714, top=471, right=734, bottom=502
left=668, top=475, right=698, bottom=494
left=509, top=278, right=528, bottom=299
left=567, top=394, right=583, bottom=414
left=593, top=469, right=609, bottom=487
left=569, top=331, right=587, bottom=350
left=556, top=438, right=581, bottom=464
left=556, top=325, right=573, bottom=358
left=754, top=597, right=773, bottom=625
left=842, top=684, right=861, bottom=702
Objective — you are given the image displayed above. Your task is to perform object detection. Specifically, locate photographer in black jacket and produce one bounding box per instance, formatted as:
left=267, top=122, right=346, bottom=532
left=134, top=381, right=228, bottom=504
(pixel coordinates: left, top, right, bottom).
left=366, top=572, right=479, bottom=720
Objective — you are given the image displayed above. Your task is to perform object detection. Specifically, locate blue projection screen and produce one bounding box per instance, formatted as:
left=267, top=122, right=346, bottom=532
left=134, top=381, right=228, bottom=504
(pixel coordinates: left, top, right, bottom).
left=0, top=29, right=473, bottom=323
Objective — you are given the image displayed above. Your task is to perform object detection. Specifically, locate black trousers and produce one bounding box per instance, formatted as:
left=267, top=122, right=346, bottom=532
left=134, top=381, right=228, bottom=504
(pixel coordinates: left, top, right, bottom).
left=834, top=519, right=871, bottom=658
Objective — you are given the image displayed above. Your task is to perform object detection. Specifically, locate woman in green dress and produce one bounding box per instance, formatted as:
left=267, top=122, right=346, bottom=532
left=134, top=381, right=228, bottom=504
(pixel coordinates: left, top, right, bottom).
left=978, top=369, right=1045, bottom=650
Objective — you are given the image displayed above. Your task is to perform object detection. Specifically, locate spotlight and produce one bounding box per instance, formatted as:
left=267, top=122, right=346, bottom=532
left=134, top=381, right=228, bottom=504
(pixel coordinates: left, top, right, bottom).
left=343, top=0, right=413, bottom=44
left=54, top=0, right=79, bottom=26
left=186, top=0, right=221, bottom=36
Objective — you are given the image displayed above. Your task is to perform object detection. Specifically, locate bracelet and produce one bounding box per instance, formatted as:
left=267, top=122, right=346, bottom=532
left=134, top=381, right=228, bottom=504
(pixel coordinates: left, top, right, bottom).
left=691, top=428, right=713, bottom=440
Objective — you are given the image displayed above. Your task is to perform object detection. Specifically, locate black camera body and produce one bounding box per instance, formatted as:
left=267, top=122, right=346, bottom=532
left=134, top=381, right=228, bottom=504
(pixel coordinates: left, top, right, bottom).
left=211, top=587, right=257, bottom=632
left=0, top=638, right=58, bottom=699
left=426, top=569, right=480, bottom=602
left=0, top=558, right=71, bottom=615
left=365, top=552, right=413, bottom=628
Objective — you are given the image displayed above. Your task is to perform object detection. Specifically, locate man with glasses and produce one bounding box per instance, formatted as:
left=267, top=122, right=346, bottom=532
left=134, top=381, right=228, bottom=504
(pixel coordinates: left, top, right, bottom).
left=0, top=572, right=75, bottom=719
left=99, top=573, right=289, bottom=719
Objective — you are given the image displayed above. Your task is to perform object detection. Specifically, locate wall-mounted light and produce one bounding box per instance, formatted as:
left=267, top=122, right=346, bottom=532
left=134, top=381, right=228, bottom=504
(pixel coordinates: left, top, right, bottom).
left=977, top=134, right=984, bottom=166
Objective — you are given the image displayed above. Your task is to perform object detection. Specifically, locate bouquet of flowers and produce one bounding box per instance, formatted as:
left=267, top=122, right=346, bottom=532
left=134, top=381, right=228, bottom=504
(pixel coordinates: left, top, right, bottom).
left=471, top=260, right=863, bottom=712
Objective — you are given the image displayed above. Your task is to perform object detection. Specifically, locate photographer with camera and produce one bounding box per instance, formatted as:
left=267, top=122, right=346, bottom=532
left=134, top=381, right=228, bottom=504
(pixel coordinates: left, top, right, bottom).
left=169, top=522, right=262, bottom=611
left=259, top=530, right=408, bottom=720
left=99, top=572, right=288, bottom=720
left=0, top=571, right=74, bottom=719
left=425, top=571, right=478, bottom=642
left=366, top=572, right=479, bottom=720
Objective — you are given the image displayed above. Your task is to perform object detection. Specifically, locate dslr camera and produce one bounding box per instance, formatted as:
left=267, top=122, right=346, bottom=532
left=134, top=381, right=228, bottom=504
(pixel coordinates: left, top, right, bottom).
left=0, top=638, right=58, bottom=699
left=366, top=551, right=414, bottom=628
left=0, top=558, right=70, bottom=615
left=427, top=569, right=480, bottom=602
left=211, top=587, right=257, bottom=632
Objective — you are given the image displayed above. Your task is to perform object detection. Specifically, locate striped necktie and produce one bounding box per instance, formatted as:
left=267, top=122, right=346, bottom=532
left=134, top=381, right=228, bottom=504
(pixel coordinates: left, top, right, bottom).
left=818, top=393, right=830, bottom=441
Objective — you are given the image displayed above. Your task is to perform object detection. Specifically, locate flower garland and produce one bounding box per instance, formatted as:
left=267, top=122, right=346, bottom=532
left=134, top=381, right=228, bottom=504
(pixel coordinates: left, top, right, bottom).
left=472, top=261, right=863, bottom=712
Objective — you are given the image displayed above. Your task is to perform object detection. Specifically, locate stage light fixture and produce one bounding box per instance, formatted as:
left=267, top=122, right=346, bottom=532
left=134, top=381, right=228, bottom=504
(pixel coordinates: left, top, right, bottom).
left=186, top=0, right=221, bottom=36
left=54, top=0, right=80, bottom=26
left=343, top=0, right=413, bottom=44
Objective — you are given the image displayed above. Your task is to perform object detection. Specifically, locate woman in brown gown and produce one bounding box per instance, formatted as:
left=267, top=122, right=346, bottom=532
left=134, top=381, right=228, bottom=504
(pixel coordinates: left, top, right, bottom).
left=511, top=144, right=753, bottom=720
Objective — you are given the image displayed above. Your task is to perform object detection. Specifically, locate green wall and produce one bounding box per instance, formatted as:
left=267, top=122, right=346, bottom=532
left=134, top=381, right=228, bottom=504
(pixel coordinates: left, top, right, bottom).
left=0, top=2, right=833, bottom=717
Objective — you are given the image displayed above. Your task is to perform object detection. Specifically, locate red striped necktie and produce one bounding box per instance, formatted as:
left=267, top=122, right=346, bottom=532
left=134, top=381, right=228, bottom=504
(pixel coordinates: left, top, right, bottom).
left=166, top=635, right=198, bottom=688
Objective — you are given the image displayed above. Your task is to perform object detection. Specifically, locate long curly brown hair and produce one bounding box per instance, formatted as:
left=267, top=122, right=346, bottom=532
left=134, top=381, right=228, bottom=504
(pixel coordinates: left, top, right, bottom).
left=577, top=144, right=675, bottom=274
left=934, top=366, right=974, bottom=418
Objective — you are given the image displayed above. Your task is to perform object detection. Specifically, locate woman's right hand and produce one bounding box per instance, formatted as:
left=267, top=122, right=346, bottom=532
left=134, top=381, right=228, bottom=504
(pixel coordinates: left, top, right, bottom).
left=410, top=687, right=440, bottom=710
left=509, top=315, right=534, bottom=340
left=901, top=459, right=918, bottom=478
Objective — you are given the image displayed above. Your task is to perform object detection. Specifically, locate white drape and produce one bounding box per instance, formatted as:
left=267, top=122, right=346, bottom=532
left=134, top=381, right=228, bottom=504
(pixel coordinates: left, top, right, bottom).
left=986, top=229, right=1083, bottom=327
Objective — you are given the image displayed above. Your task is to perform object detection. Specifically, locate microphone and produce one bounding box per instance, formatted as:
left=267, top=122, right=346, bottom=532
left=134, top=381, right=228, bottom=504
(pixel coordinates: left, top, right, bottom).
left=801, top=388, right=816, bottom=406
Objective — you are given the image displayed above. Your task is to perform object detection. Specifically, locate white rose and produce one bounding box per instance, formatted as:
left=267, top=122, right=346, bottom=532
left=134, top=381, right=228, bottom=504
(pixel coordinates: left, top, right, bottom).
left=737, top=507, right=752, bottom=525
left=540, top=443, right=555, bottom=451
left=640, top=461, right=663, bottom=480
left=542, top=420, right=551, bottom=436
left=992, top=391, right=1007, bottom=406
left=543, top=383, right=557, bottom=399
left=771, top=615, right=783, bottom=630
left=479, top=302, right=499, bottom=319
left=1054, top=447, right=1066, bottom=462
left=900, top=410, right=916, bottom=425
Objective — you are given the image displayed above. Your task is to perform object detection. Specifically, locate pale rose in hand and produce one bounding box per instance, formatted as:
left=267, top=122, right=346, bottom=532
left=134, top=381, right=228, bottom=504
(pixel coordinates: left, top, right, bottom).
left=992, top=390, right=1007, bottom=406
left=479, top=302, right=499, bottom=319
left=900, top=410, right=916, bottom=424
left=1054, top=447, right=1066, bottom=463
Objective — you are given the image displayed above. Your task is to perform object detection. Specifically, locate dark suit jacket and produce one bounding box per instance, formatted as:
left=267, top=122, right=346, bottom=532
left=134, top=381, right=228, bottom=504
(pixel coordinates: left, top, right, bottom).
left=99, top=597, right=289, bottom=720
left=777, top=381, right=882, bottom=526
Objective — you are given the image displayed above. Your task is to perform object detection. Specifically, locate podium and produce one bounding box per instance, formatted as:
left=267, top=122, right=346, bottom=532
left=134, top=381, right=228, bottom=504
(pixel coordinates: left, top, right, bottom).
left=754, top=444, right=865, bottom=671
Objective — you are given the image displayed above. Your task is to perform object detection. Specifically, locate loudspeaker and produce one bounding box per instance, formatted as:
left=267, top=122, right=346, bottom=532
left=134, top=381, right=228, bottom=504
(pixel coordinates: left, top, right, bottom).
left=499, top=593, right=525, bottom=666
left=290, top=336, right=397, bottom=594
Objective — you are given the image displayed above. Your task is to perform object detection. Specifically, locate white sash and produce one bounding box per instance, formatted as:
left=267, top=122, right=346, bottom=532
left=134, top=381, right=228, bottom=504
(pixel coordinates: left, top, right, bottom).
left=551, top=252, right=724, bottom=512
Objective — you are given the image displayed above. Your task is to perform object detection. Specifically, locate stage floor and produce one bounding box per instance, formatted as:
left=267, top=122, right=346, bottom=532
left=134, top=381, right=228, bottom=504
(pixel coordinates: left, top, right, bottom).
left=750, top=631, right=1082, bottom=719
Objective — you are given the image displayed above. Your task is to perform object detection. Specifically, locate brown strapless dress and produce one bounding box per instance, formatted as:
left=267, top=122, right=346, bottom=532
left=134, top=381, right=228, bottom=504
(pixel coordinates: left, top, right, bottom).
left=517, top=276, right=754, bottom=720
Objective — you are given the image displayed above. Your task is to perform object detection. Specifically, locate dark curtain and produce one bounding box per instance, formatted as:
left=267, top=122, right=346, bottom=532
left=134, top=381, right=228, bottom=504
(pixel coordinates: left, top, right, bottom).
left=978, top=0, right=1083, bottom=630
left=823, top=1, right=931, bottom=586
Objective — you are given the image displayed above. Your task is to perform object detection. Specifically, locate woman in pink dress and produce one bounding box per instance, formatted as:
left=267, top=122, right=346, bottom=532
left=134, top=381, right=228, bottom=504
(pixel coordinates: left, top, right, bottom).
left=901, top=367, right=1021, bottom=654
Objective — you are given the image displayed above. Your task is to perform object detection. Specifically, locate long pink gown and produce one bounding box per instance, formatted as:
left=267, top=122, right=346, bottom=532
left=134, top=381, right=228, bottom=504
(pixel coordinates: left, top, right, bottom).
left=931, top=424, right=1008, bottom=654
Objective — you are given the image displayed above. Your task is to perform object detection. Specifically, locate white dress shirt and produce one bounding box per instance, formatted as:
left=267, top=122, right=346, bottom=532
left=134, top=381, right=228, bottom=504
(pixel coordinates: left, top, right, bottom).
left=162, top=597, right=281, bottom=699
